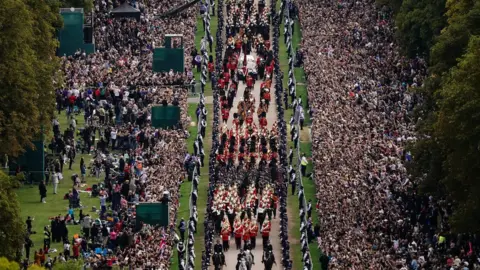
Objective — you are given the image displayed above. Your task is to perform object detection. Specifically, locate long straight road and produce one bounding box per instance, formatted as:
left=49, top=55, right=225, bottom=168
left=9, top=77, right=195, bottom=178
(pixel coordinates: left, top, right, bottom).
left=210, top=0, right=282, bottom=268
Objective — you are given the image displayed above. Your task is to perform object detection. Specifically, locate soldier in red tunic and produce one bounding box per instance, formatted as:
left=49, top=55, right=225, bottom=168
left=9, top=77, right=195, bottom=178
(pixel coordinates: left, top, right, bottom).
left=223, top=70, right=231, bottom=84
left=246, top=111, right=254, bottom=126
left=221, top=107, right=229, bottom=123
left=233, top=216, right=243, bottom=250
left=265, top=40, right=271, bottom=50
left=261, top=219, right=271, bottom=248
left=242, top=218, right=251, bottom=249
left=233, top=113, right=240, bottom=130
left=263, top=89, right=271, bottom=106
left=250, top=219, right=259, bottom=249
left=221, top=216, right=231, bottom=252
left=260, top=116, right=268, bottom=129
left=217, top=77, right=225, bottom=90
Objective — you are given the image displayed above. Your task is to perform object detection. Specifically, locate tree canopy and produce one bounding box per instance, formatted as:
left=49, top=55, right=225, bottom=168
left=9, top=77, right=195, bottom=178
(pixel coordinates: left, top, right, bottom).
left=0, top=0, right=61, bottom=157
left=381, top=0, right=480, bottom=232
left=0, top=171, right=25, bottom=261
left=420, top=36, right=480, bottom=233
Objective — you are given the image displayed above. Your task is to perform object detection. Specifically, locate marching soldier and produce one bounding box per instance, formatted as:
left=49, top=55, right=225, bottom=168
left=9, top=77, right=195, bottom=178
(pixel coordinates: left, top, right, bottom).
left=234, top=215, right=244, bottom=250
left=221, top=215, right=231, bottom=252
left=249, top=219, right=259, bottom=249
left=261, top=218, right=271, bottom=249
left=242, top=218, right=251, bottom=249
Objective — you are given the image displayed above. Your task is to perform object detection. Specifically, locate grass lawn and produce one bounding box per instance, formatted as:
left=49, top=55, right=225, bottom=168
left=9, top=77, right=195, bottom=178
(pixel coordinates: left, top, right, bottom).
left=279, top=16, right=323, bottom=269
left=17, top=112, right=104, bottom=261
left=286, top=141, right=321, bottom=269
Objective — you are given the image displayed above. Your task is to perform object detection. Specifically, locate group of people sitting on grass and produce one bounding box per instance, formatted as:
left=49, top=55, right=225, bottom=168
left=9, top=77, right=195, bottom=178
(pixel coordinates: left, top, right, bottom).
left=294, top=0, right=480, bottom=269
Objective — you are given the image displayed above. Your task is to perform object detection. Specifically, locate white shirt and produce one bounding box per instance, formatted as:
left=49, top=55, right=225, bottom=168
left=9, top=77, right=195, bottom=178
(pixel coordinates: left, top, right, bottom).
left=100, top=196, right=106, bottom=206
left=111, top=130, right=117, bottom=140
left=52, top=173, right=59, bottom=184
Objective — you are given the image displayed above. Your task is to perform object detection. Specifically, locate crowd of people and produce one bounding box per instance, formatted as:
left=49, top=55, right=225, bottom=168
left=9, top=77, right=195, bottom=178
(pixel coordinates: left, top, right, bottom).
left=25, top=0, right=204, bottom=268
left=61, top=0, right=198, bottom=90
left=295, top=0, right=480, bottom=269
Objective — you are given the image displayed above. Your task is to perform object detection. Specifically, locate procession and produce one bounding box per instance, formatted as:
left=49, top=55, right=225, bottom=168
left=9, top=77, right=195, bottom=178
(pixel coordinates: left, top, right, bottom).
left=2, top=0, right=480, bottom=269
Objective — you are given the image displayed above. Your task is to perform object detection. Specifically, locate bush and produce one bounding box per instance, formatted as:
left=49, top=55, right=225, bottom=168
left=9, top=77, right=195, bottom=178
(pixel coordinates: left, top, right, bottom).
left=0, top=257, right=20, bottom=270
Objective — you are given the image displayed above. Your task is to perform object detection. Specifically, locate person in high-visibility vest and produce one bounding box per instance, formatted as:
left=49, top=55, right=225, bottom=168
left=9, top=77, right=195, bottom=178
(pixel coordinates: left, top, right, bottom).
left=301, top=153, right=309, bottom=176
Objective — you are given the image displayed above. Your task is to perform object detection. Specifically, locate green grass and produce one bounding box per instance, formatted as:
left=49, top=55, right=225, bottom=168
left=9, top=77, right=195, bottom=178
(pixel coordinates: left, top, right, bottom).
left=279, top=17, right=323, bottom=269
left=286, top=141, right=321, bottom=268
left=17, top=112, right=102, bottom=260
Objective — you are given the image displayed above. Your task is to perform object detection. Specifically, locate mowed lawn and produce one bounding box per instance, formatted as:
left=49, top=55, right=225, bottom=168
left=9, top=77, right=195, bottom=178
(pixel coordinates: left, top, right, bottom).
left=17, top=112, right=103, bottom=261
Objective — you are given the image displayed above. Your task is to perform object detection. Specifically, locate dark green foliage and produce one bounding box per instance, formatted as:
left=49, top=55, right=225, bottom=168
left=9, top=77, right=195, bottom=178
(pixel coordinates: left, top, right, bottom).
left=395, top=0, right=447, bottom=57
left=0, top=171, right=25, bottom=261
left=0, top=0, right=61, bottom=157
left=382, top=0, right=480, bottom=232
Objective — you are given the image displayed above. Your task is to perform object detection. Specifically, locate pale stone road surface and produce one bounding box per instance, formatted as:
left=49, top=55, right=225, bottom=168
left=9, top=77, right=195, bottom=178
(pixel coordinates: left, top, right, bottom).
left=209, top=0, right=282, bottom=267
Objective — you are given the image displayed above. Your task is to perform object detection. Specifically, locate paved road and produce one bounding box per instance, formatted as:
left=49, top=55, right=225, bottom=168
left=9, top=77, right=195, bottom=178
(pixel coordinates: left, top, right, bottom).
left=209, top=0, right=282, bottom=268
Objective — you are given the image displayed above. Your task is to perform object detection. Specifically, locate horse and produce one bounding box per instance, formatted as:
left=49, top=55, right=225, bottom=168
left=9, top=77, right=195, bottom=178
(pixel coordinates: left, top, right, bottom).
left=237, top=257, right=248, bottom=270
left=244, top=250, right=254, bottom=270
left=213, top=252, right=225, bottom=270
left=262, top=250, right=276, bottom=270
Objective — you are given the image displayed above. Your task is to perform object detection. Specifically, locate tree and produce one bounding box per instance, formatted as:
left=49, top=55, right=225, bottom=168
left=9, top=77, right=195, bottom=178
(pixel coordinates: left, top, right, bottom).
left=433, top=36, right=480, bottom=232
left=0, top=171, right=25, bottom=260
left=0, top=0, right=60, bottom=157
left=405, top=1, right=480, bottom=233
left=429, top=0, right=480, bottom=74
left=394, top=0, right=447, bottom=58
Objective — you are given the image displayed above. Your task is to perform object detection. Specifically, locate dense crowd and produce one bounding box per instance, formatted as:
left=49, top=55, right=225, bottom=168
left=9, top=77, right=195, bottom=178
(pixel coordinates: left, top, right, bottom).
left=27, top=0, right=200, bottom=269
left=61, top=0, right=197, bottom=90
left=296, top=0, right=480, bottom=269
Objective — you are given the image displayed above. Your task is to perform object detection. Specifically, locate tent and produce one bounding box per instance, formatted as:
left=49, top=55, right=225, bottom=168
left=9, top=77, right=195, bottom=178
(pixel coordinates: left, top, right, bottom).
left=157, top=0, right=201, bottom=18
left=111, top=2, right=141, bottom=20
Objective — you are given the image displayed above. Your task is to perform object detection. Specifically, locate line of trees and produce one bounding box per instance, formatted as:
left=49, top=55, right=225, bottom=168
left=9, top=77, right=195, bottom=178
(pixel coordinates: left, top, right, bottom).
left=0, top=0, right=62, bottom=158
left=381, top=0, right=480, bottom=233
